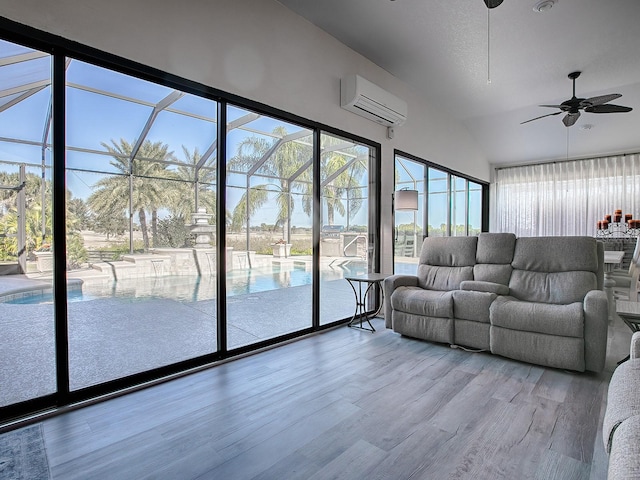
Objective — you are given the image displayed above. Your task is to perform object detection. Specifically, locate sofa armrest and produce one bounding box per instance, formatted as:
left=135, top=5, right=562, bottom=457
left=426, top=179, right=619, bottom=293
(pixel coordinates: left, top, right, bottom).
left=460, top=280, right=509, bottom=296
left=583, top=289, right=609, bottom=372
left=631, top=332, right=640, bottom=360
left=603, top=359, right=640, bottom=454
left=608, top=415, right=640, bottom=478
left=383, top=274, right=418, bottom=329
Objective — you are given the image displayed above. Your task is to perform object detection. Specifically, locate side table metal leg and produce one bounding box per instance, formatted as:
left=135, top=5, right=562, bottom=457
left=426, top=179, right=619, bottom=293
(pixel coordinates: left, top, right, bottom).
left=346, top=279, right=375, bottom=332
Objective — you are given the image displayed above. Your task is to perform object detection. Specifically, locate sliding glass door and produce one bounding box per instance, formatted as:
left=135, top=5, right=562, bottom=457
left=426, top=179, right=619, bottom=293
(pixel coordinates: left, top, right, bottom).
left=65, top=60, right=219, bottom=390
left=0, top=27, right=380, bottom=424
left=225, top=106, right=313, bottom=349
left=0, top=40, right=55, bottom=408
left=319, top=132, right=374, bottom=325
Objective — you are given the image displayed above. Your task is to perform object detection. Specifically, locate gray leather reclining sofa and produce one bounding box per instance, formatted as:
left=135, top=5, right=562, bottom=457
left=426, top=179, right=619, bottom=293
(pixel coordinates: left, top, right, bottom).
left=384, top=233, right=608, bottom=372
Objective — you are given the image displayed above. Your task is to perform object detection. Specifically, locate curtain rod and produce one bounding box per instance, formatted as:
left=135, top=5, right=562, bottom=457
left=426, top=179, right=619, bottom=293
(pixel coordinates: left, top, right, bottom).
left=493, top=150, right=640, bottom=172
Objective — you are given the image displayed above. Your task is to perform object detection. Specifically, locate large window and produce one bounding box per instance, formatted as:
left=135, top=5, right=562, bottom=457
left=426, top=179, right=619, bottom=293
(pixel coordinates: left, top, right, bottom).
left=394, top=152, right=487, bottom=273
left=319, top=132, right=374, bottom=325
left=428, top=168, right=448, bottom=237
left=394, top=157, right=425, bottom=274
left=225, top=107, right=313, bottom=348
left=0, top=40, right=55, bottom=408
left=0, top=30, right=380, bottom=424
left=65, top=60, right=220, bottom=389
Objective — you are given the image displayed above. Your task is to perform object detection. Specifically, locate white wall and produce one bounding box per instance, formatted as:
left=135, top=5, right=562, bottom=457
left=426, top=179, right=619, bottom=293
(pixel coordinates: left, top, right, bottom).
left=0, top=0, right=490, bottom=273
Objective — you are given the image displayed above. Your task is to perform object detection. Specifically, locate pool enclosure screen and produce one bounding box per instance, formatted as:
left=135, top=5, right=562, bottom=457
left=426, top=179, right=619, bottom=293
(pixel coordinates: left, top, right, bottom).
left=0, top=35, right=380, bottom=421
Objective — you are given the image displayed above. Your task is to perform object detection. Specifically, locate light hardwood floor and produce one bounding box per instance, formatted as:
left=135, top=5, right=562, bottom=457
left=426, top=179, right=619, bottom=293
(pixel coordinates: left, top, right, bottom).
left=35, top=317, right=631, bottom=479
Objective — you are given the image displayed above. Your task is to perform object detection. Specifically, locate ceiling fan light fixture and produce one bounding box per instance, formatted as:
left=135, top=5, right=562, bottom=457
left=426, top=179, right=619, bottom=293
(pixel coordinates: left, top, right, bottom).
left=533, top=0, right=557, bottom=13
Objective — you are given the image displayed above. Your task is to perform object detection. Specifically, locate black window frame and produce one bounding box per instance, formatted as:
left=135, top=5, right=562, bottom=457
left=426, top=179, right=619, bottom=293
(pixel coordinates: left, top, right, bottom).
left=393, top=150, right=489, bottom=268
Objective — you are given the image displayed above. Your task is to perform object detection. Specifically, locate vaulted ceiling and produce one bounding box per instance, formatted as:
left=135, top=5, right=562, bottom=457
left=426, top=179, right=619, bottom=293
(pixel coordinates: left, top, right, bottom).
left=278, top=0, right=640, bottom=165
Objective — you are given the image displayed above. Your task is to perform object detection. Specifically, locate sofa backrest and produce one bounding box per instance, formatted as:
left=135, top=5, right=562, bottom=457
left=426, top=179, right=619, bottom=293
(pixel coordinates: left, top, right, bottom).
left=509, top=236, right=601, bottom=304
left=417, top=236, right=477, bottom=290
left=474, top=232, right=516, bottom=285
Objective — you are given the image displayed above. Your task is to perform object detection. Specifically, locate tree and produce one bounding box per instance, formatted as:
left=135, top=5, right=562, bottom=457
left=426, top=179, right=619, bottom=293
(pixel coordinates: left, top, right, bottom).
left=172, top=146, right=217, bottom=222
left=300, top=136, right=367, bottom=229
left=87, top=139, right=177, bottom=250
left=68, top=197, right=90, bottom=231
left=227, top=126, right=312, bottom=240
left=91, top=212, right=128, bottom=240
left=0, top=170, right=90, bottom=264
left=155, top=215, right=191, bottom=248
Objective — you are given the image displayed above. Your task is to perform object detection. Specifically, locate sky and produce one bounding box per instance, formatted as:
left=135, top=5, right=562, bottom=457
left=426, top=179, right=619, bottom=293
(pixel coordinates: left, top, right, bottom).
left=1, top=40, right=372, bottom=229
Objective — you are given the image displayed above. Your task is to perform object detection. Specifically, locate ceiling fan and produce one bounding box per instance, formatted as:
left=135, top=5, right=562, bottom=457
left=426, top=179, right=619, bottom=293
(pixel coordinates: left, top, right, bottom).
left=521, top=71, right=633, bottom=127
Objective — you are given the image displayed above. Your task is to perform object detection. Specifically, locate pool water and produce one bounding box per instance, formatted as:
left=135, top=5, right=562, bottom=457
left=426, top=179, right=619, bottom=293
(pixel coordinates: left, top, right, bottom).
left=6, top=263, right=367, bottom=304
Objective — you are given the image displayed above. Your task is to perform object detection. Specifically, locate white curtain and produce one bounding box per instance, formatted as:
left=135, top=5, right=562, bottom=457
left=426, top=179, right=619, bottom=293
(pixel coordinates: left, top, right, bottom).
left=492, top=153, right=640, bottom=237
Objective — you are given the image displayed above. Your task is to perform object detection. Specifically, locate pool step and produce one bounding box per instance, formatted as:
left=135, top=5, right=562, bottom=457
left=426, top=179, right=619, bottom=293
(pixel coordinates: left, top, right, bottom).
left=90, top=260, right=137, bottom=280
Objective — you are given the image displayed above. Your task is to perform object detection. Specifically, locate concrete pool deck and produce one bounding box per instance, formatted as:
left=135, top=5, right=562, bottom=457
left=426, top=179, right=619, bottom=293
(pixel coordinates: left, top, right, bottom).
left=0, top=263, right=369, bottom=408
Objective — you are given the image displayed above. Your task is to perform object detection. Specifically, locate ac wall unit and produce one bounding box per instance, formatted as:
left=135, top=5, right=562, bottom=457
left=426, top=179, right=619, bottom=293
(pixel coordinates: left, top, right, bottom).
left=340, top=74, right=407, bottom=127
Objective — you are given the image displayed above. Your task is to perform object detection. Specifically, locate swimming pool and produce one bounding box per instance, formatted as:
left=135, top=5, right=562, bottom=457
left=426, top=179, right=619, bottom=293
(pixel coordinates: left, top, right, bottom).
left=5, top=263, right=367, bottom=304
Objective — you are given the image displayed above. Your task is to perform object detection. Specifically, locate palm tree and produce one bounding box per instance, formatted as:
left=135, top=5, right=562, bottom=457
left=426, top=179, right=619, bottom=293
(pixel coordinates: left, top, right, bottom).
left=300, top=136, right=368, bottom=229
left=172, top=146, right=217, bottom=221
left=88, top=139, right=177, bottom=250
left=228, top=126, right=312, bottom=242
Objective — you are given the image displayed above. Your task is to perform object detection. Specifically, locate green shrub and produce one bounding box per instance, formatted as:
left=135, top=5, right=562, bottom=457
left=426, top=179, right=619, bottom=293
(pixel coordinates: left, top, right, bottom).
left=154, top=215, right=192, bottom=248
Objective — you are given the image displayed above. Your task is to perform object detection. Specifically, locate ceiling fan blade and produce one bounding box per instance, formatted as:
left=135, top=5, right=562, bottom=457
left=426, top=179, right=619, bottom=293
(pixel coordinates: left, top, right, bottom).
left=582, top=93, right=622, bottom=107
left=585, top=104, right=633, bottom=113
left=539, top=104, right=569, bottom=110
left=563, top=112, right=580, bottom=127
left=520, top=111, right=562, bottom=124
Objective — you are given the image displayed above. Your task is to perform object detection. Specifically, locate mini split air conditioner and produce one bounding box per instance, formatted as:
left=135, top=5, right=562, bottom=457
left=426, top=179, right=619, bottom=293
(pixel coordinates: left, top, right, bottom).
left=340, top=74, right=407, bottom=127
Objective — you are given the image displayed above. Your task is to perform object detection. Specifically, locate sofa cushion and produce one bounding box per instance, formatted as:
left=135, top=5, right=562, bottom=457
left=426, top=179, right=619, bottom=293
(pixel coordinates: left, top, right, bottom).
left=476, top=232, right=516, bottom=264
left=473, top=233, right=515, bottom=285
left=418, top=265, right=474, bottom=291
left=490, top=326, right=585, bottom=371
left=473, top=264, right=512, bottom=286
left=416, top=236, right=477, bottom=290
left=391, top=287, right=453, bottom=318
left=419, top=236, right=478, bottom=267
left=460, top=280, right=509, bottom=296
left=509, top=270, right=597, bottom=304
left=512, top=236, right=599, bottom=273
left=490, top=296, right=584, bottom=337
left=392, top=311, right=454, bottom=344
left=452, top=289, right=497, bottom=323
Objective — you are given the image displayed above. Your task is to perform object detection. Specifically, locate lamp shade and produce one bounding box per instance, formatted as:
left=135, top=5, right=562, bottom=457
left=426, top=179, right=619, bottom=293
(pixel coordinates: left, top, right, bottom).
left=394, top=189, right=418, bottom=211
